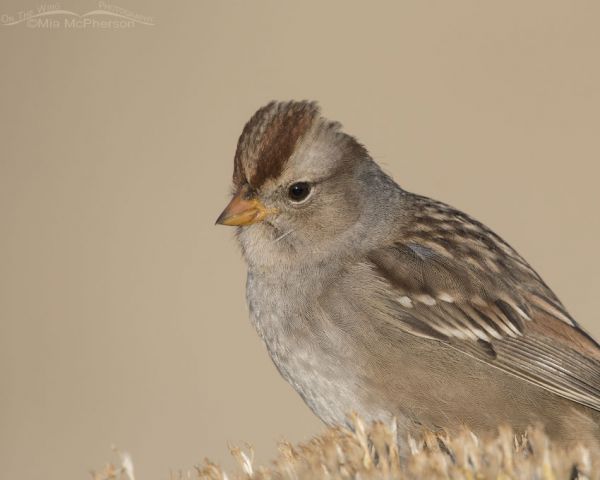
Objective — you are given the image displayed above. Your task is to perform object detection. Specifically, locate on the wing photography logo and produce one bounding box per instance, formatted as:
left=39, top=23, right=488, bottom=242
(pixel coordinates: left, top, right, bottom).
left=1, top=2, right=154, bottom=29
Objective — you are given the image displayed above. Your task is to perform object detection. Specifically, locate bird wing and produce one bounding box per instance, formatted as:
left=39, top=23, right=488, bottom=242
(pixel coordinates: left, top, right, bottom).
left=366, top=233, right=600, bottom=411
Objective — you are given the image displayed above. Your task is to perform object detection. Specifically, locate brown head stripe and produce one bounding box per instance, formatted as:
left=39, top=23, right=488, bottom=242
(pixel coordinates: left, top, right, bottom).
left=233, top=101, right=320, bottom=190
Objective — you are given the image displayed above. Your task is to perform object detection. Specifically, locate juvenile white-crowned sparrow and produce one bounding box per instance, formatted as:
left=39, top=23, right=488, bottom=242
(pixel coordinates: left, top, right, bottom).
left=216, top=101, right=600, bottom=447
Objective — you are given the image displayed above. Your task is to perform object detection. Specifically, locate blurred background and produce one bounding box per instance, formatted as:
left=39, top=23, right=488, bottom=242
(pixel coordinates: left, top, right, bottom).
left=1, top=1, right=599, bottom=479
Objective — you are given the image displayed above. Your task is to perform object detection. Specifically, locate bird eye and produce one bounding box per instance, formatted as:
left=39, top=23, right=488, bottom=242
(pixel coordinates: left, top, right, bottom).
left=288, top=182, right=312, bottom=202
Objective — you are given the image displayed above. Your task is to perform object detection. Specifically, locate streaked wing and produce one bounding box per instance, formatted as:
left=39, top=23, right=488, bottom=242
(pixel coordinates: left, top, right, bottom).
left=366, top=198, right=600, bottom=411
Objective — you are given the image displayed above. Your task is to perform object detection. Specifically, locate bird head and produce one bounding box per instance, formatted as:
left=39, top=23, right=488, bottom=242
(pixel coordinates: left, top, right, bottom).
left=216, top=101, right=390, bottom=267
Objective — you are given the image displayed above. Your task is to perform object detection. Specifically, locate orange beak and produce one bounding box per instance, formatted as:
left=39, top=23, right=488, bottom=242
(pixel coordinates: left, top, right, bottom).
left=215, top=190, right=275, bottom=226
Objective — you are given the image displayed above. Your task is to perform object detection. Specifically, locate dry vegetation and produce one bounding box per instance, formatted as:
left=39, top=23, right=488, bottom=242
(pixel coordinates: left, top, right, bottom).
left=92, top=414, right=600, bottom=480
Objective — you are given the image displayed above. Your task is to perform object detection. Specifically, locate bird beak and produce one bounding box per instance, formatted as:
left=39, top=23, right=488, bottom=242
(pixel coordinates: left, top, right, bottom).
left=215, top=191, right=274, bottom=226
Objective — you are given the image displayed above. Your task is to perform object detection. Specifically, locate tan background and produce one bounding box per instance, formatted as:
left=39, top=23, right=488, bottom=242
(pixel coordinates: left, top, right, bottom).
left=1, top=1, right=599, bottom=479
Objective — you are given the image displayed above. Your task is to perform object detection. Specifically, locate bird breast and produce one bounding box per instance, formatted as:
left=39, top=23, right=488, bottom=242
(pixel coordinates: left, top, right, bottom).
left=245, top=269, right=383, bottom=426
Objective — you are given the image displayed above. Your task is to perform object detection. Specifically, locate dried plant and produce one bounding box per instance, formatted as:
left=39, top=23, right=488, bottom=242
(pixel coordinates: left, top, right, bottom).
left=91, top=446, right=135, bottom=480
left=93, top=415, right=600, bottom=480
left=196, top=415, right=598, bottom=480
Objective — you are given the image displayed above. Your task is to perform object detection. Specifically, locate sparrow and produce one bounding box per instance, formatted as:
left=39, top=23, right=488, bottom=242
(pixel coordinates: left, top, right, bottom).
left=216, top=100, right=600, bottom=448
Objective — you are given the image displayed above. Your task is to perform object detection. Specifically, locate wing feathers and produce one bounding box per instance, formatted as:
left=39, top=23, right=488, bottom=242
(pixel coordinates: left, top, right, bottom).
left=367, top=237, right=600, bottom=412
